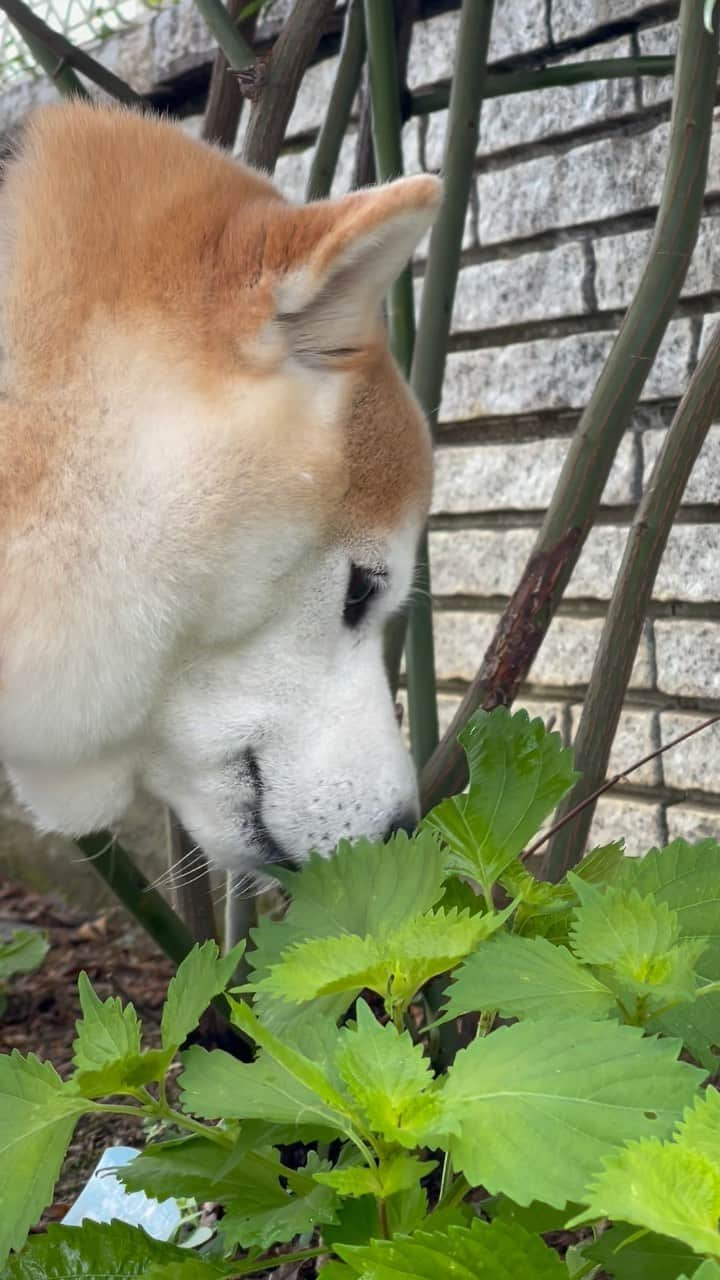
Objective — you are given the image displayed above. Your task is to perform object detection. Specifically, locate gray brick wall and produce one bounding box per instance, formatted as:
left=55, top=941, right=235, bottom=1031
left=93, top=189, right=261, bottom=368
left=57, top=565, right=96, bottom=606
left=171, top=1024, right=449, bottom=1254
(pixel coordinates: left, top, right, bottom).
left=2, top=0, right=719, bottom=881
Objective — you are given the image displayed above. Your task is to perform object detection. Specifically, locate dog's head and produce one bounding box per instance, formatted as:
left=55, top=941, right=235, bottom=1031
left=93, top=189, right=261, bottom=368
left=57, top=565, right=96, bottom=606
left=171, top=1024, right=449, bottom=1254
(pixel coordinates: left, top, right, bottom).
left=0, top=105, right=441, bottom=875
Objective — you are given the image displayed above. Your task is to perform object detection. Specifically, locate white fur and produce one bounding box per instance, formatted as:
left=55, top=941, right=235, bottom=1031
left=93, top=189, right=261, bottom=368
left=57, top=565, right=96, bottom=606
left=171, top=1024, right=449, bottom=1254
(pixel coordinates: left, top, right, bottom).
left=1, top=345, right=422, bottom=874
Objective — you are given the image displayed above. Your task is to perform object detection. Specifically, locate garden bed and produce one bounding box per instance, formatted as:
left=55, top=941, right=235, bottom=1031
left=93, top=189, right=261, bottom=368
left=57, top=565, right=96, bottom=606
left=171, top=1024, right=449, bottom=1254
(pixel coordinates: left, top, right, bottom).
left=0, top=877, right=174, bottom=1223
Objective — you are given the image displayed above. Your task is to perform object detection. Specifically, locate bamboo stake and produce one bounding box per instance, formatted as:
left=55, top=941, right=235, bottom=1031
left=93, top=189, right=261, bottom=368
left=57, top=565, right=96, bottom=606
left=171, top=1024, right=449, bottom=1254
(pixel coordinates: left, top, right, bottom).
left=306, top=0, right=365, bottom=201
left=421, top=0, right=720, bottom=813
left=544, top=320, right=720, bottom=879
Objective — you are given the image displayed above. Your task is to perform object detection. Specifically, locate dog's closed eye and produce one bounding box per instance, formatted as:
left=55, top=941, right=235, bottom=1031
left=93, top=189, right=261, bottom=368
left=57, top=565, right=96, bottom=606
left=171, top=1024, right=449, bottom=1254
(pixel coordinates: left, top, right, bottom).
left=343, top=562, right=385, bottom=628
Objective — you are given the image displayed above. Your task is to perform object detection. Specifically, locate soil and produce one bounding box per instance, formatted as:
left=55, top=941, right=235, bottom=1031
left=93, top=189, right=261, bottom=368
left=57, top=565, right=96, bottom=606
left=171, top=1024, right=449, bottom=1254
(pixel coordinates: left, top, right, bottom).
left=0, top=877, right=175, bottom=1225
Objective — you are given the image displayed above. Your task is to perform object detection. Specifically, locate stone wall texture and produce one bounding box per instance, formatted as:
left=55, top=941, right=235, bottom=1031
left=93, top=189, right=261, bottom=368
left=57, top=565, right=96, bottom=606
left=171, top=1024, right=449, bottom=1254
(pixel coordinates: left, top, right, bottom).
left=2, top=0, right=719, bottom=894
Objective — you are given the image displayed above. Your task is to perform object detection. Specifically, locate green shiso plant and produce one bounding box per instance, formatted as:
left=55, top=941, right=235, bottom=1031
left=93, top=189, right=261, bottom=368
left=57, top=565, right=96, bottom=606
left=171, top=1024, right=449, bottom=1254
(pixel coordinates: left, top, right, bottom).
left=2, top=707, right=720, bottom=1279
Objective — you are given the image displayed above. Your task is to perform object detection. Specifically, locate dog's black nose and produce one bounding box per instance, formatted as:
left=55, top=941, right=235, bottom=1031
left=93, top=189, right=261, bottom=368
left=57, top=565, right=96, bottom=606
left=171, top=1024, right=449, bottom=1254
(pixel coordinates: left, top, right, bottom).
left=385, top=810, right=418, bottom=841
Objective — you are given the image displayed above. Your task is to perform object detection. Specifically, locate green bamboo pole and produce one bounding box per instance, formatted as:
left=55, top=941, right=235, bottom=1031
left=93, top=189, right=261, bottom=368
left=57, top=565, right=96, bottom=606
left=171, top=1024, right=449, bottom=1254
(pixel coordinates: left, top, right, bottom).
left=76, top=833, right=197, bottom=966
left=421, top=0, right=719, bottom=814
left=405, top=0, right=496, bottom=771
left=306, top=0, right=365, bottom=201
left=193, top=0, right=255, bottom=71
left=0, top=0, right=143, bottom=105
left=363, top=0, right=433, bottom=769
left=363, top=0, right=415, bottom=371
left=408, top=56, right=676, bottom=117
left=543, top=321, right=720, bottom=880
left=13, top=24, right=91, bottom=98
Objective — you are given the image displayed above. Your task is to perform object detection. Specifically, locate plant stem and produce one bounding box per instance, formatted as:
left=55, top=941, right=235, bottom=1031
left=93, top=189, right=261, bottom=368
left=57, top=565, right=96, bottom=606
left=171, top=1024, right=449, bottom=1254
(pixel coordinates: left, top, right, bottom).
left=438, top=1151, right=453, bottom=1201
left=421, top=0, right=720, bottom=813
left=407, top=56, right=676, bottom=117
left=0, top=0, right=143, bottom=104
left=159, top=1105, right=235, bottom=1147
left=228, top=1247, right=325, bottom=1278
left=476, top=1007, right=496, bottom=1038
left=306, top=0, right=365, bottom=200
left=194, top=0, right=255, bottom=70
left=241, top=0, right=336, bottom=173
left=377, top=1196, right=390, bottom=1239
left=76, top=833, right=197, bottom=966
left=544, top=322, right=720, bottom=879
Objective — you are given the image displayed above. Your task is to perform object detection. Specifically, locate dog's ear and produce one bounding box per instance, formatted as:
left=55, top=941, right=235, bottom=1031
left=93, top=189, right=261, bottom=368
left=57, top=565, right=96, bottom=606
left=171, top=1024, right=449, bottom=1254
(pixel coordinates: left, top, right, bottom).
left=274, top=175, right=442, bottom=360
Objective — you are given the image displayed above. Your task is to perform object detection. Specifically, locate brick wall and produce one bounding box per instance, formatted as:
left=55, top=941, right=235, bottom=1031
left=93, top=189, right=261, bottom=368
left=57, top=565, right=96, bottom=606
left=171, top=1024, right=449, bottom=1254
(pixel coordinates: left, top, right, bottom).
left=1, top=0, right=719, bottom=891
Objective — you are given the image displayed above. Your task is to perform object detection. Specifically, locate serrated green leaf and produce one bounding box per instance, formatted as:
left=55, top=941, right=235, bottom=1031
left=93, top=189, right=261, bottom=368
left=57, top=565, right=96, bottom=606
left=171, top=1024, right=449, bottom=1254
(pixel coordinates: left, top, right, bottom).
left=570, top=876, right=681, bottom=966
left=435, top=876, right=487, bottom=916
left=72, top=971, right=141, bottom=1072
left=72, top=1048, right=174, bottom=1099
left=483, top=1195, right=584, bottom=1235
left=573, top=1138, right=720, bottom=1257
left=260, top=906, right=510, bottom=1017
left=424, top=708, right=577, bottom=894
left=408, top=1018, right=704, bottom=1208
left=444, top=933, right=617, bottom=1023
left=1, top=1218, right=223, bottom=1278
left=250, top=830, right=447, bottom=1032
left=219, top=1150, right=338, bottom=1251
left=338, top=1216, right=566, bottom=1278
left=617, top=840, right=720, bottom=979
left=651, top=987, right=720, bottom=1070
left=675, top=1087, right=720, bottom=1161
left=178, top=1044, right=347, bottom=1140
left=334, top=1001, right=441, bottom=1145
left=274, top=829, right=448, bottom=941
left=314, top=1154, right=436, bottom=1200
left=569, top=876, right=705, bottom=1016
left=161, top=939, right=245, bottom=1051
left=575, top=841, right=628, bottom=885
left=0, top=931, right=48, bottom=984
left=0, top=1052, right=87, bottom=1264
left=117, top=1132, right=307, bottom=1209
left=584, top=1223, right=699, bottom=1280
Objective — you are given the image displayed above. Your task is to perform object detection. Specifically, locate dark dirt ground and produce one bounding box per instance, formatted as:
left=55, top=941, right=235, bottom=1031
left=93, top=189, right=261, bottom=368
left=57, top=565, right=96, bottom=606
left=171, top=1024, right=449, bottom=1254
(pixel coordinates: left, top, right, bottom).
left=0, top=876, right=175, bottom=1226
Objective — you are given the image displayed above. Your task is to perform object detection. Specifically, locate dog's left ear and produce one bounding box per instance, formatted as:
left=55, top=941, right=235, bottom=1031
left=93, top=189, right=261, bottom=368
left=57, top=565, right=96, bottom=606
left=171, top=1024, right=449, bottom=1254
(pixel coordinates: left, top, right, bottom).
left=275, top=174, right=442, bottom=359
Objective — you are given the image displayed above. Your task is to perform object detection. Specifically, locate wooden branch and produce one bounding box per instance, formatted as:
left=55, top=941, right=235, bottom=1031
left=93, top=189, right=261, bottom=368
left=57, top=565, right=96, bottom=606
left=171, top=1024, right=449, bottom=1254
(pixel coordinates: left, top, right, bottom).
left=0, top=0, right=143, bottom=105
left=421, top=528, right=581, bottom=810
left=241, top=0, right=336, bottom=173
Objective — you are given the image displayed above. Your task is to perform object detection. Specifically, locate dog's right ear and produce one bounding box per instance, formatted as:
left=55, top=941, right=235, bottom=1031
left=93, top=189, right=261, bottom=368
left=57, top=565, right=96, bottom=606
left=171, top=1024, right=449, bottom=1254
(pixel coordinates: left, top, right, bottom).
left=272, top=175, right=442, bottom=362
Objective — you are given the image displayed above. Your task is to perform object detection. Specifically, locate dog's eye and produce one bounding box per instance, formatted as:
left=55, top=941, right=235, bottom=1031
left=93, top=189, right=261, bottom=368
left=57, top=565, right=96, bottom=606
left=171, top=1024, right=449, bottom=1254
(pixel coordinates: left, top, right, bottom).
left=343, top=563, right=381, bottom=628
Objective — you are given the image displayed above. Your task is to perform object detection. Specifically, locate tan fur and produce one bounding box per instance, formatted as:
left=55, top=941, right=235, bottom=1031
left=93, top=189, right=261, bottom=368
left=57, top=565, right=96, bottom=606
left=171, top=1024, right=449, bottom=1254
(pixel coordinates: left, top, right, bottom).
left=0, top=104, right=434, bottom=543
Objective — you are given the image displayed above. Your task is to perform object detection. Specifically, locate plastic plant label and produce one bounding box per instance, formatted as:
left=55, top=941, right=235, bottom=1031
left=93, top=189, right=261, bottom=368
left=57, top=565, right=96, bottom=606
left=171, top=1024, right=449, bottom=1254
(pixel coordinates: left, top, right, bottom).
left=61, top=1145, right=183, bottom=1241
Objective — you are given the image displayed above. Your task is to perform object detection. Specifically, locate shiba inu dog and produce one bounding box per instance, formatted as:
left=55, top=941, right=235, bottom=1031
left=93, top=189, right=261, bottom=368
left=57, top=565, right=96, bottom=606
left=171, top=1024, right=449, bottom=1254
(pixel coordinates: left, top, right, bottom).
left=0, top=103, right=441, bottom=876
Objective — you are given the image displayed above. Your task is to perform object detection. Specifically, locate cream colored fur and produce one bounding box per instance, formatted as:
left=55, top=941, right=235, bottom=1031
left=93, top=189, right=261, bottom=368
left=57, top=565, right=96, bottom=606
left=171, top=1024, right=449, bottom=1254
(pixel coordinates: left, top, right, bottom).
left=0, top=103, right=440, bottom=874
